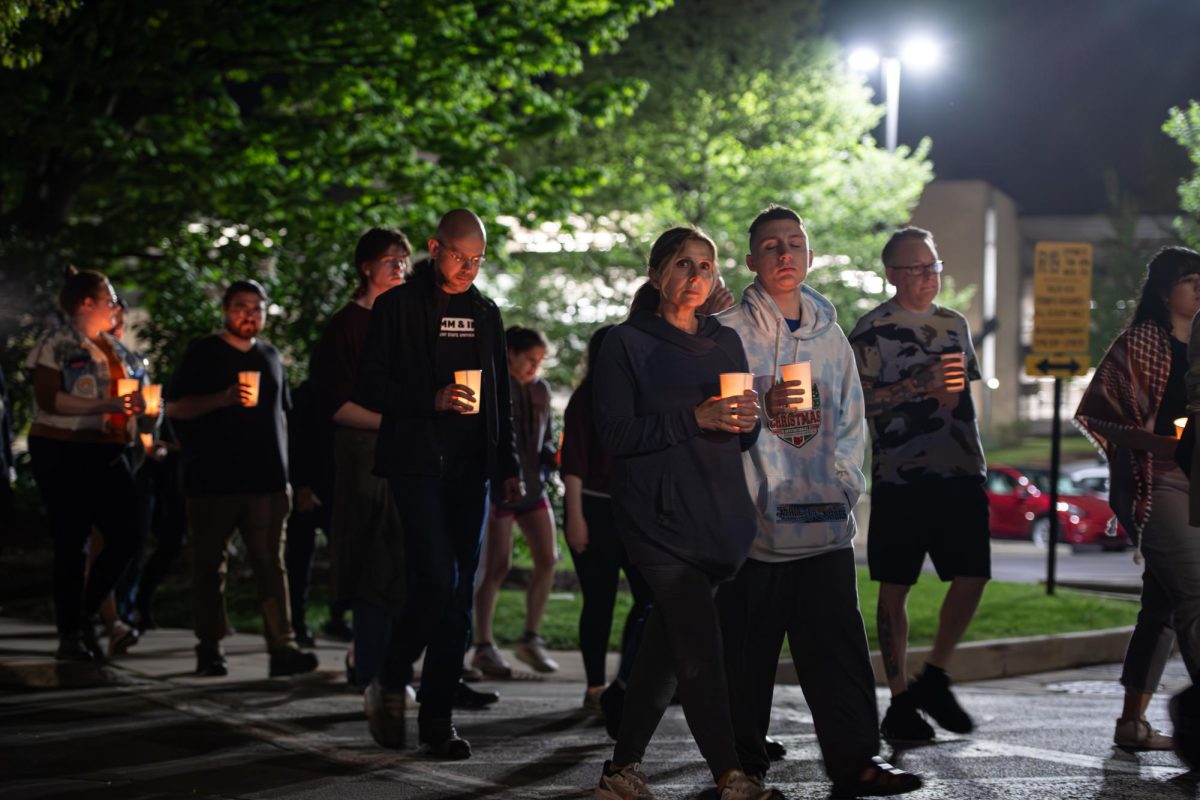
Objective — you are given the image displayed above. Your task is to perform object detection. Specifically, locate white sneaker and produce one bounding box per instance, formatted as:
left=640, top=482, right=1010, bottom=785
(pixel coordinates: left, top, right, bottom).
left=1114, top=717, right=1173, bottom=750
left=595, top=760, right=655, bottom=800
left=515, top=634, right=559, bottom=673
left=471, top=642, right=513, bottom=678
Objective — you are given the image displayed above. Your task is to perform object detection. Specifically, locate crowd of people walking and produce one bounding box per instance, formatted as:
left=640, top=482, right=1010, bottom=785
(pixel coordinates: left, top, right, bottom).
left=13, top=201, right=1200, bottom=799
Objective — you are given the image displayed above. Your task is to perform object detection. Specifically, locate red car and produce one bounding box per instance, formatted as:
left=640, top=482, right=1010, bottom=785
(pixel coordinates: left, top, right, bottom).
left=984, top=465, right=1130, bottom=551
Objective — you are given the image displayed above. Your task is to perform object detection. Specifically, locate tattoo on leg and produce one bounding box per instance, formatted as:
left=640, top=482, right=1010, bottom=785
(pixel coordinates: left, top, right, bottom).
left=879, top=604, right=899, bottom=679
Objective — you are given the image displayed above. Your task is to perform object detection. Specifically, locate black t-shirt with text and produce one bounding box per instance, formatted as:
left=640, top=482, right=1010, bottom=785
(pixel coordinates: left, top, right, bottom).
left=165, top=335, right=291, bottom=496
left=434, top=289, right=484, bottom=474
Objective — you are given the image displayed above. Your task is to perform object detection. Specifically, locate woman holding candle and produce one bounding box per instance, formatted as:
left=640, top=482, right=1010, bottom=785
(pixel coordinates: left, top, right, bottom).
left=472, top=326, right=561, bottom=675
left=590, top=227, right=781, bottom=800
left=25, top=267, right=145, bottom=661
left=1076, top=245, right=1200, bottom=751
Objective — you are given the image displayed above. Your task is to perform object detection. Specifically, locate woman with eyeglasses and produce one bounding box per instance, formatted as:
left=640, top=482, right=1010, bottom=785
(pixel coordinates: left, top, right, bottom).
left=25, top=267, right=146, bottom=661
left=1076, top=246, right=1200, bottom=752
left=590, top=227, right=783, bottom=800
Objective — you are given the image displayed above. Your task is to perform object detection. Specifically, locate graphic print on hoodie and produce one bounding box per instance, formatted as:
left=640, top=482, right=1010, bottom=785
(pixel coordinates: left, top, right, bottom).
left=717, top=281, right=867, bottom=562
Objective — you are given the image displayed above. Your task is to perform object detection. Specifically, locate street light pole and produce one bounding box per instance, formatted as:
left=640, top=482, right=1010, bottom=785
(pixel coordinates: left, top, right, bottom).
left=883, top=56, right=901, bottom=153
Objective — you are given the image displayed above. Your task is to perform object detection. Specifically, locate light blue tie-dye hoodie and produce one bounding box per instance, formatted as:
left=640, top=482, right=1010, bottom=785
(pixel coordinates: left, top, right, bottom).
left=717, top=279, right=867, bottom=562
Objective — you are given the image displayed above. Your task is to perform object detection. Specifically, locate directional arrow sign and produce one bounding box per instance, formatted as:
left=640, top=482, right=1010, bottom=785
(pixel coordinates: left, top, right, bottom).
left=1025, top=353, right=1090, bottom=378
left=1026, top=242, right=1092, bottom=378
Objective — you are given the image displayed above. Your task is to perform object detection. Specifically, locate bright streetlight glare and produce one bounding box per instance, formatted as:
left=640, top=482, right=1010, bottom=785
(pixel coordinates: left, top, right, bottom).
left=901, top=36, right=941, bottom=71
left=848, top=46, right=881, bottom=73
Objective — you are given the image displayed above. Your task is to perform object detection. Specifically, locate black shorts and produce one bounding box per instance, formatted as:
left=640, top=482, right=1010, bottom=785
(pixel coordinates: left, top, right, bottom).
left=867, top=477, right=991, bottom=585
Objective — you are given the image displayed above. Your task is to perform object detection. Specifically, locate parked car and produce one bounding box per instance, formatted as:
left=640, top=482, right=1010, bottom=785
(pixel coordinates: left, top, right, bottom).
left=984, top=465, right=1130, bottom=551
left=1062, top=461, right=1110, bottom=499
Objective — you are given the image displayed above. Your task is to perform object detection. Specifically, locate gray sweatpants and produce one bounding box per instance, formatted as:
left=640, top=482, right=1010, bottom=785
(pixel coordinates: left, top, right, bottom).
left=1122, top=466, right=1200, bottom=691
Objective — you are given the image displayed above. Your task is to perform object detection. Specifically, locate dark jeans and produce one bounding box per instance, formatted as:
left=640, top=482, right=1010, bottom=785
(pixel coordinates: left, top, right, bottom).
left=718, top=548, right=880, bottom=782
left=132, top=453, right=188, bottom=621
left=353, top=600, right=409, bottom=689
left=285, top=501, right=348, bottom=632
left=612, top=562, right=739, bottom=782
left=29, top=436, right=138, bottom=638
left=568, top=493, right=653, bottom=687
left=389, top=474, right=488, bottom=721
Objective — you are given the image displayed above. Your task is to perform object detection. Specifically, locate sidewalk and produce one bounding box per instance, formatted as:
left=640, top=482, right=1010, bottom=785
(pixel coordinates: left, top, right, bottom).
left=0, top=614, right=1191, bottom=800
left=0, top=615, right=1140, bottom=691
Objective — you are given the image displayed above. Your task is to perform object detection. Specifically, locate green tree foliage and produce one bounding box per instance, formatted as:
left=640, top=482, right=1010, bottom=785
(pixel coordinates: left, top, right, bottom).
left=0, top=0, right=660, bottom=403
left=0, top=0, right=78, bottom=68
left=496, top=0, right=936, bottom=386
left=1166, top=101, right=1200, bottom=248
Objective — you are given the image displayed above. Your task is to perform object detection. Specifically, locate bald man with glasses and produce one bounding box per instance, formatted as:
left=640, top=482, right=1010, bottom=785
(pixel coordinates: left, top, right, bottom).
left=355, top=209, right=522, bottom=759
left=848, top=226, right=990, bottom=744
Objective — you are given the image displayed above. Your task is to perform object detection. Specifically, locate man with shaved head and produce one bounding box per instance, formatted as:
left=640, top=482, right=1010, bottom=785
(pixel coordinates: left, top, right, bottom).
left=355, top=209, right=521, bottom=759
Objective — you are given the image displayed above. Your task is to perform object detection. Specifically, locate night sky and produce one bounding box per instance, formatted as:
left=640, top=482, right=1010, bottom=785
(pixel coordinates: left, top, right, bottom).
left=821, top=0, right=1200, bottom=215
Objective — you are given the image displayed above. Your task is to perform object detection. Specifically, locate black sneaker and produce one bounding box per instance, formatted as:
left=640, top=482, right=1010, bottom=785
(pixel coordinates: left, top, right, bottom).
left=80, top=623, right=104, bottom=662
left=764, top=735, right=787, bottom=761
left=453, top=680, right=499, bottom=709
left=418, top=718, right=471, bottom=759
left=911, top=665, right=973, bottom=733
left=55, top=632, right=95, bottom=662
left=294, top=625, right=316, bottom=649
left=195, top=645, right=229, bottom=677
left=880, top=691, right=934, bottom=742
left=269, top=647, right=319, bottom=677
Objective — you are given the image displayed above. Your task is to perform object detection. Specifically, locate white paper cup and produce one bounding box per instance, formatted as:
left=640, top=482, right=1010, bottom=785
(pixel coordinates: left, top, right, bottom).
left=940, top=352, right=966, bottom=393
left=141, top=383, right=162, bottom=416
left=116, top=378, right=139, bottom=398
left=454, top=369, right=483, bottom=414
left=1176, top=417, right=1188, bottom=440
left=238, top=370, right=261, bottom=407
left=719, top=372, right=754, bottom=399
left=779, top=361, right=813, bottom=411
left=139, top=433, right=153, bottom=453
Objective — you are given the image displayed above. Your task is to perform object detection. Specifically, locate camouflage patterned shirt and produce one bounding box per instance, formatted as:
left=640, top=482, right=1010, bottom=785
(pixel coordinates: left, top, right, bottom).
left=848, top=301, right=986, bottom=486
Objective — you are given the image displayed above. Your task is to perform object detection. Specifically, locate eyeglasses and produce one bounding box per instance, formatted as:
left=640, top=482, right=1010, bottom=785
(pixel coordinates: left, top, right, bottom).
left=887, top=260, right=944, bottom=277
left=436, top=241, right=486, bottom=269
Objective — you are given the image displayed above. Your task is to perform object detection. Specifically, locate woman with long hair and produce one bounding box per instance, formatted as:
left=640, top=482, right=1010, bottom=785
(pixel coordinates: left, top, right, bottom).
left=563, top=324, right=653, bottom=715
left=26, top=268, right=146, bottom=660
left=590, top=227, right=781, bottom=800
left=1076, top=245, right=1200, bottom=751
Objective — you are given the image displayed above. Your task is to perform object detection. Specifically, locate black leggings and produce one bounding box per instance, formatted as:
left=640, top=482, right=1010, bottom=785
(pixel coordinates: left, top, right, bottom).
left=568, top=493, right=653, bottom=687
left=612, top=562, right=739, bottom=782
left=29, top=436, right=138, bottom=638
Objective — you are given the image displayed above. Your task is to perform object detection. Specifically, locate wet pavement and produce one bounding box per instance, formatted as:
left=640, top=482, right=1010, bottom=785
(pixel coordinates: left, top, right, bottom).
left=1, top=619, right=1196, bottom=799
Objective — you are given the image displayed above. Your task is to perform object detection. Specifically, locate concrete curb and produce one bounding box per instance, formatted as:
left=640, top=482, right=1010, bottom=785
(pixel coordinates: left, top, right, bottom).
left=776, top=625, right=1135, bottom=686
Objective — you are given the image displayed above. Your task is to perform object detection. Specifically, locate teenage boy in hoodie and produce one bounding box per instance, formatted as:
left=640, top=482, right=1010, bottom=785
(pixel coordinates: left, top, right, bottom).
left=848, top=226, right=988, bottom=743
left=716, top=206, right=921, bottom=798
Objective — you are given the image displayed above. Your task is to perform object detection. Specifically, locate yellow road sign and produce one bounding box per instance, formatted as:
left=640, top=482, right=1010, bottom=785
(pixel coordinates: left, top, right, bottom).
left=1025, top=353, right=1090, bottom=379
left=1027, top=242, right=1092, bottom=378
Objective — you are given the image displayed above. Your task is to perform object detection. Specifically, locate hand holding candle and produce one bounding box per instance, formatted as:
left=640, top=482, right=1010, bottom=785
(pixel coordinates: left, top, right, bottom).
left=702, top=373, right=759, bottom=432
left=938, top=352, right=967, bottom=393
left=238, top=371, right=261, bottom=407
left=768, top=361, right=813, bottom=416
left=438, top=369, right=482, bottom=414
left=116, top=377, right=145, bottom=414
left=141, top=383, right=162, bottom=416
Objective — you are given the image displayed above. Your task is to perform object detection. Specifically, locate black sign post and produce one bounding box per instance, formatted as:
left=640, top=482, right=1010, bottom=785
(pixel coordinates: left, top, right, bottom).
left=1046, top=377, right=1062, bottom=595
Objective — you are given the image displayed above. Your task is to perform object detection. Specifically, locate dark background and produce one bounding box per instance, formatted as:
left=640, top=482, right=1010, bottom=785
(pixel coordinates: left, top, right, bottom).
left=822, top=0, right=1200, bottom=214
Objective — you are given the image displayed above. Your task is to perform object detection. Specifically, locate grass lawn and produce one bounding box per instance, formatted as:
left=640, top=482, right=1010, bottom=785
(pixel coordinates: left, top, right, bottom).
left=28, top=566, right=1130, bottom=654
left=986, top=435, right=1100, bottom=468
